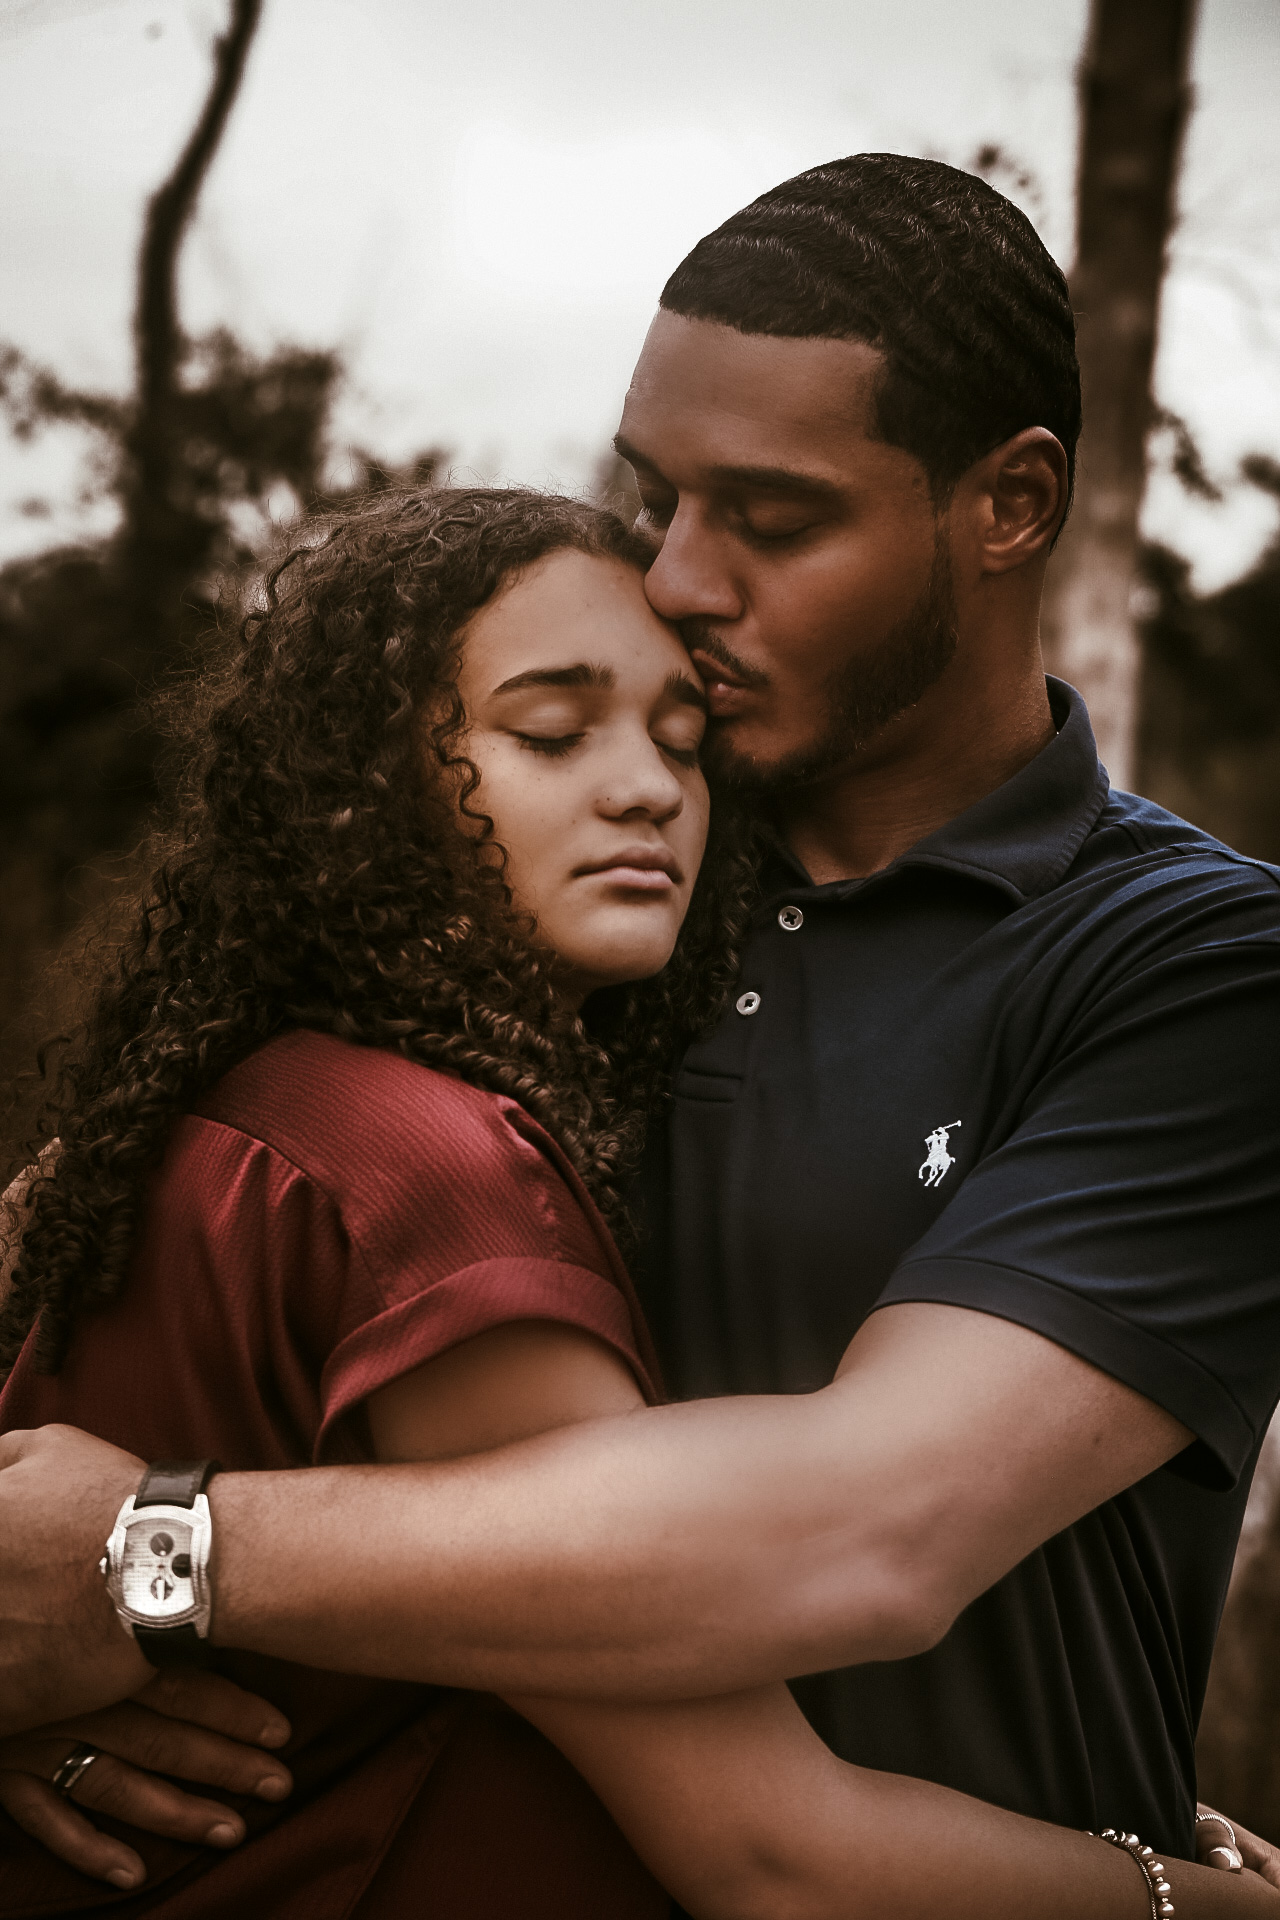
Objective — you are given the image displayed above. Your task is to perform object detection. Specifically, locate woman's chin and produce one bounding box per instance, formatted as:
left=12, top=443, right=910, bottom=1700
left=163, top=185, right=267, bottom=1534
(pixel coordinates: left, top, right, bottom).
left=547, top=902, right=685, bottom=998
left=559, top=937, right=679, bottom=1000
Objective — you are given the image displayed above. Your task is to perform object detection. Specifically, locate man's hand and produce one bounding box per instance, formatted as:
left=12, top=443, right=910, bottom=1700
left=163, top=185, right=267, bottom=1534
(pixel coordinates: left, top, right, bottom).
left=0, top=1671, right=293, bottom=1891
left=1198, top=1804, right=1280, bottom=1887
left=0, top=1425, right=149, bottom=1734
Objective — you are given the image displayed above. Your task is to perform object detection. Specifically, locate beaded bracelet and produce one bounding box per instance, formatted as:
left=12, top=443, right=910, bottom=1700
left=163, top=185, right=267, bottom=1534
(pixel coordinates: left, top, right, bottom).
left=1094, top=1830, right=1174, bottom=1919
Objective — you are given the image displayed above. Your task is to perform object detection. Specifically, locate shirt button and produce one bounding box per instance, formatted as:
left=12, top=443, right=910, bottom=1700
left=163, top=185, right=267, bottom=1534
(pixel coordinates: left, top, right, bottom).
left=777, top=905, right=804, bottom=932
left=735, top=990, right=762, bottom=1017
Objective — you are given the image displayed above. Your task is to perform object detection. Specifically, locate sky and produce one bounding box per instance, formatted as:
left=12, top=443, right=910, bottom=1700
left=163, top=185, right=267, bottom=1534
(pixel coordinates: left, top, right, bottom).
left=2, top=0, right=1279, bottom=588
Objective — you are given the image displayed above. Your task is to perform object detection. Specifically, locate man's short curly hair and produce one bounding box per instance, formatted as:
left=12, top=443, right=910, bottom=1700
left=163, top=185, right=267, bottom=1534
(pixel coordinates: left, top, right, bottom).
left=660, top=152, right=1081, bottom=506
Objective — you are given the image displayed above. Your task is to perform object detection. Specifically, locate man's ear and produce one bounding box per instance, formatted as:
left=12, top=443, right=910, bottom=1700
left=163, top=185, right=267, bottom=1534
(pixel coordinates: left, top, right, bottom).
left=963, top=428, right=1069, bottom=576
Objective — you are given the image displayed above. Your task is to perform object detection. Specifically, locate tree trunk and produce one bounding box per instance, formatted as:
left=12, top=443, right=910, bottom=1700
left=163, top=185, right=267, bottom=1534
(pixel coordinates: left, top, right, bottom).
left=0, top=2, right=264, bottom=1177
left=121, top=0, right=263, bottom=661
left=1197, top=1424, right=1280, bottom=1836
left=1041, top=0, right=1197, bottom=791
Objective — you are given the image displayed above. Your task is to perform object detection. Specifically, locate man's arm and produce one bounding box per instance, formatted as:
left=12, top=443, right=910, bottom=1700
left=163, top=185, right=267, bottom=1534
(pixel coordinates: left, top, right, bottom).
left=97, top=1299, right=1179, bottom=1699
left=0, top=1302, right=1189, bottom=1723
left=0, top=1301, right=1188, bottom=1722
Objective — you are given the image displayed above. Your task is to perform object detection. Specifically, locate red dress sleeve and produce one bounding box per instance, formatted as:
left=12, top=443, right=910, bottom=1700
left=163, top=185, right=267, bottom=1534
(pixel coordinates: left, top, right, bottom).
left=195, top=1030, right=662, bottom=1463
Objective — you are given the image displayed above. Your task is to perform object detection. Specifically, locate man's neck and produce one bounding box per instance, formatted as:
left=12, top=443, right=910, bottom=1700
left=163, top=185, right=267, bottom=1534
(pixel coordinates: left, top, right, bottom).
left=778, top=660, right=1055, bottom=886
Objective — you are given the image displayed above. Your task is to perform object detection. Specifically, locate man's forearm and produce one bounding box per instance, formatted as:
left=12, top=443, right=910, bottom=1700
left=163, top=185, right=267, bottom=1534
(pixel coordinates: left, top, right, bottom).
left=211, top=1388, right=928, bottom=1697
left=210, top=1304, right=1189, bottom=1699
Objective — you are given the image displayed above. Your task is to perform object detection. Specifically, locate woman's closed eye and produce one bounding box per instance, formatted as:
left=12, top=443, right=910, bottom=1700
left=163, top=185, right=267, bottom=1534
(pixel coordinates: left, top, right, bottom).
left=653, top=698, right=706, bottom=770
left=654, top=729, right=702, bottom=768
left=516, top=730, right=700, bottom=768
left=515, top=731, right=585, bottom=759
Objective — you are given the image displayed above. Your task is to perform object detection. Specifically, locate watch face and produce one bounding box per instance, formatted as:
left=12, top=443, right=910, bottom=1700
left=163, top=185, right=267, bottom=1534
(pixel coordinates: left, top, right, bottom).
left=121, top=1518, right=197, bottom=1620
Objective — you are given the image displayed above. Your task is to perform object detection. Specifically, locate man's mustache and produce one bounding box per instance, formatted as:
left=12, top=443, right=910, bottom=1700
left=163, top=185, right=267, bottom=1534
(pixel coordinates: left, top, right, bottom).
left=679, top=621, right=771, bottom=693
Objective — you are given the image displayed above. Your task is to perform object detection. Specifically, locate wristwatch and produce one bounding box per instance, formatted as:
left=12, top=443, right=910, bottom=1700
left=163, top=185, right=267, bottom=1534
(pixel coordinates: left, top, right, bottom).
left=100, top=1460, right=220, bottom=1666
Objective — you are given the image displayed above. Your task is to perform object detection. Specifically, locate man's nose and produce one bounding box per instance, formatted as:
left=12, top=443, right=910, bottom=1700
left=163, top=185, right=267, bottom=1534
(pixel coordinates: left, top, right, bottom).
left=644, top=507, right=741, bottom=626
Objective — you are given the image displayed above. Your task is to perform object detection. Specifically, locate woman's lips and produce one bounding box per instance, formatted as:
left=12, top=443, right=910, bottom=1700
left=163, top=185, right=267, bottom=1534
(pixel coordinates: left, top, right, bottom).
left=575, top=849, right=682, bottom=892
left=588, top=866, right=676, bottom=891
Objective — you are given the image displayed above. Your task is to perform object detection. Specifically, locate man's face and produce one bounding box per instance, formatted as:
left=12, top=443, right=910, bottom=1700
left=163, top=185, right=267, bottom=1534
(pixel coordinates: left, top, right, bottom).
left=616, top=312, right=957, bottom=790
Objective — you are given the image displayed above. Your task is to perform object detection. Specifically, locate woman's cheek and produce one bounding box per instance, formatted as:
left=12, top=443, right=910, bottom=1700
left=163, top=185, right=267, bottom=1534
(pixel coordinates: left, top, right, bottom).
left=681, top=777, right=712, bottom=869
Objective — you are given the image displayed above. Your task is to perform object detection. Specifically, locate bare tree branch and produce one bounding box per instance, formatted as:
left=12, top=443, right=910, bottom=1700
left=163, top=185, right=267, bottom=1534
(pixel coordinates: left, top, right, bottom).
left=135, top=0, right=262, bottom=417
left=126, top=0, right=263, bottom=579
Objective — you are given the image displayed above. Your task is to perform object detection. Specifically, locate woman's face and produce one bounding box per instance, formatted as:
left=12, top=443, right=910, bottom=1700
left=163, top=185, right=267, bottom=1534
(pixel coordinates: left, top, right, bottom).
left=452, top=547, right=710, bottom=1000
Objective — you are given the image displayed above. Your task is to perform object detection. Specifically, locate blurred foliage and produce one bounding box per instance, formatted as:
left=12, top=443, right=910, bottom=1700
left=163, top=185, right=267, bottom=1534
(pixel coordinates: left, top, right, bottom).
left=1138, top=454, right=1280, bottom=859
left=0, top=327, right=446, bottom=1170
left=0, top=0, right=458, bottom=1166
left=0, top=331, right=330, bottom=880
left=0, top=329, right=449, bottom=892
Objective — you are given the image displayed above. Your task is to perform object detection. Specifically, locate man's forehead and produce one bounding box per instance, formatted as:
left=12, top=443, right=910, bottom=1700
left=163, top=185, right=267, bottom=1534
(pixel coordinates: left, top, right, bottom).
left=619, top=311, right=885, bottom=476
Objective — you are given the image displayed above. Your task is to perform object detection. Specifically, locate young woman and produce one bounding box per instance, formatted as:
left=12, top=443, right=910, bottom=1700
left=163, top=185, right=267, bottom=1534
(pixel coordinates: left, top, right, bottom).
left=0, top=488, right=1275, bottom=1919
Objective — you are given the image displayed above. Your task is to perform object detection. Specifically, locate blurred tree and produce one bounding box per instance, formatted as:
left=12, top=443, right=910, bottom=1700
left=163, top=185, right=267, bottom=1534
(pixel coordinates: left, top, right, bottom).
left=0, top=0, right=443, bottom=1165
left=1042, top=0, right=1198, bottom=788
left=1138, top=455, right=1280, bottom=858
left=1156, top=451, right=1280, bottom=1839
left=1198, top=1419, right=1280, bottom=1840
left=124, top=0, right=265, bottom=660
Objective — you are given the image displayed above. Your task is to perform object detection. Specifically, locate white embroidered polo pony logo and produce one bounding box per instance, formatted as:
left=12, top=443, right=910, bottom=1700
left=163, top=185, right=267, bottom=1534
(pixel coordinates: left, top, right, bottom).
left=918, top=1121, right=962, bottom=1189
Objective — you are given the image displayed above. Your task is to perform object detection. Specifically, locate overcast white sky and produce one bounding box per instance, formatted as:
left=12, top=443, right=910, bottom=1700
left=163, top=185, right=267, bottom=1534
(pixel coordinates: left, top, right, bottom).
left=2, top=0, right=1279, bottom=586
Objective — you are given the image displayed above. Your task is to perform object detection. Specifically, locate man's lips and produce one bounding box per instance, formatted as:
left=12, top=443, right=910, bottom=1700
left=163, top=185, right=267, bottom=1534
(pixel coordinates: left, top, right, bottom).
left=574, top=847, right=683, bottom=891
left=688, top=647, right=764, bottom=718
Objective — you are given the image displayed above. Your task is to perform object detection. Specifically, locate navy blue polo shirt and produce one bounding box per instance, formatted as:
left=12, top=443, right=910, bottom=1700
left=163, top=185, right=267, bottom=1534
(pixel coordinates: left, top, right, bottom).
left=634, top=678, right=1280, bottom=1858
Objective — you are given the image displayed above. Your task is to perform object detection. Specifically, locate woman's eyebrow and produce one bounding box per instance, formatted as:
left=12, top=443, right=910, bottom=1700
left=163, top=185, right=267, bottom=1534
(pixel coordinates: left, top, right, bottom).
left=491, top=662, right=615, bottom=695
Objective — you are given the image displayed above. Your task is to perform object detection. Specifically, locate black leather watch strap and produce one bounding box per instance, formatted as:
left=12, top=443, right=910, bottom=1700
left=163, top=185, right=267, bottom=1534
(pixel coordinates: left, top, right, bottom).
left=129, top=1461, right=220, bottom=1668
left=134, top=1623, right=211, bottom=1669
left=134, top=1460, right=220, bottom=1509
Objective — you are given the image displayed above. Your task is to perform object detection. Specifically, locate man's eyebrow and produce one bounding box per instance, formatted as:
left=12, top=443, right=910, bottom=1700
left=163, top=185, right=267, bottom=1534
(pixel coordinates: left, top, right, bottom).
left=612, top=435, right=841, bottom=502
left=705, top=463, right=843, bottom=500
left=491, top=662, right=615, bottom=696
left=613, top=432, right=660, bottom=473
left=665, top=670, right=708, bottom=713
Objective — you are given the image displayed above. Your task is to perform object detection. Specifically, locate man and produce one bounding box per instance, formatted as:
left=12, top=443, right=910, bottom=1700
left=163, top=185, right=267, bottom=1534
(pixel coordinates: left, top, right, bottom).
left=4, top=153, right=1280, bottom=1871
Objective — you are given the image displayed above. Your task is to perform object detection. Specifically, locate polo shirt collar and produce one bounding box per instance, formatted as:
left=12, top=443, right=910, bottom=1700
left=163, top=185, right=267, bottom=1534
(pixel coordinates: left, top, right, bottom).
left=766, top=677, right=1110, bottom=907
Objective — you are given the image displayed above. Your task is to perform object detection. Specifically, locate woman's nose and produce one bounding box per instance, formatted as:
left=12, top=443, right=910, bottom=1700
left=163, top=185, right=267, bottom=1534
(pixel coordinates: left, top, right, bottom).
left=598, top=736, right=684, bottom=822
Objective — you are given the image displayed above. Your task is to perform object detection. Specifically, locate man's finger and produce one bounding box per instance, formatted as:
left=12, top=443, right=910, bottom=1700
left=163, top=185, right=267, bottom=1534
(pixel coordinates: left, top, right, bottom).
left=1229, top=1822, right=1280, bottom=1889
left=40, top=1702, right=293, bottom=1801
left=65, top=1751, right=249, bottom=1847
left=1196, top=1804, right=1280, bottom=1886
left=0, top=1769, right=146, bottom=1890
left=134, top=1668, right=291, bottom=1749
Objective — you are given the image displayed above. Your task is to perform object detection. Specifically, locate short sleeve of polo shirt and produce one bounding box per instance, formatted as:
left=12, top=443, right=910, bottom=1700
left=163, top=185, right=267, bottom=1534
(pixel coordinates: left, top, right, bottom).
left=877, top=879, right=1280, bottom=1488
left=193, top=1030, right=658, bottom=1463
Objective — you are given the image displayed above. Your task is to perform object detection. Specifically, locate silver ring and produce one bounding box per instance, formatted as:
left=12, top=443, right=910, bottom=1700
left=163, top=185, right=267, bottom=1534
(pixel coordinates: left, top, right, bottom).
left=1197, top=1811, right=1239, bottom=1851
left=51, top=1743, right=100, bottom=1799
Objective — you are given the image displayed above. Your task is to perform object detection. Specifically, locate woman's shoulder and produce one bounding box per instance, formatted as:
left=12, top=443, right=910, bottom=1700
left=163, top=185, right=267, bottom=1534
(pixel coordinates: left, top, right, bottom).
left=193, top=1030, right=598, bottom=1262
left=200, top=1031, right=515, bottom=1165
left=187, top=1031, right=662, bottom=1429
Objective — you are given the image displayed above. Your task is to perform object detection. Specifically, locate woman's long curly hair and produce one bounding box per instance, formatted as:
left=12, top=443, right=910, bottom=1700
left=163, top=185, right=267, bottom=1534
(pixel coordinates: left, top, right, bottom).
left=0, top=487, right=760, bottom=1380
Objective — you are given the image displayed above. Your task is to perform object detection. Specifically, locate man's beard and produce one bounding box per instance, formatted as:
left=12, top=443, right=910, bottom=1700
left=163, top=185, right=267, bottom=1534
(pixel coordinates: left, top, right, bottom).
left=698, top=537, right=958, bottom=796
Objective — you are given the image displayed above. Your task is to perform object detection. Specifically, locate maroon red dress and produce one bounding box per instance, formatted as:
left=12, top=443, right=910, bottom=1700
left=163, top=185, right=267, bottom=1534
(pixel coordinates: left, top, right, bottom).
left=0, top=1029, right=670, bottom=1918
